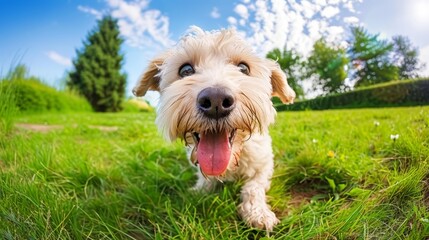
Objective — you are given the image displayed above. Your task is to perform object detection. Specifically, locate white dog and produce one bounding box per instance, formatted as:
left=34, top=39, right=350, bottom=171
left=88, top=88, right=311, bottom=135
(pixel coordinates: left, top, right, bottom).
left=133, top=27, right=295, bottom=231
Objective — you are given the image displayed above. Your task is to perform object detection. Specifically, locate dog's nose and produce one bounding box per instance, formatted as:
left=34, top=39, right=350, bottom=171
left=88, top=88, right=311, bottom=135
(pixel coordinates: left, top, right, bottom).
left=197, top=87, right=235, bottom=119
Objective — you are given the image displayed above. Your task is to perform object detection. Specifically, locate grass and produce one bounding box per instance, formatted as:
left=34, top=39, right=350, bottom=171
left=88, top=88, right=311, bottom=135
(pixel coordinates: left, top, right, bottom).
left=0, top=79, right=17, bottom=134
left=0, top=106, right=428, bottom=239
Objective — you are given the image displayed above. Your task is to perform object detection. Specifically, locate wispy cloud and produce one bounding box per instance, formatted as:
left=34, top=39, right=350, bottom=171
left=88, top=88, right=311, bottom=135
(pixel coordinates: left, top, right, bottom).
left=45, top=51, right=72, bottom=67
left=211, top=7, right=220, bottom=19
left=79, top=0, right=174, bottom=49
left=77, top=5, right=103, bottom=19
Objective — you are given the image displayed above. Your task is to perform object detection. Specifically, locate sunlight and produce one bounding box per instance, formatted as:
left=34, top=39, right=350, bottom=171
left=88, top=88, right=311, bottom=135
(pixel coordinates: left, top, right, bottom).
left=408, top=0, right=429, bottom=27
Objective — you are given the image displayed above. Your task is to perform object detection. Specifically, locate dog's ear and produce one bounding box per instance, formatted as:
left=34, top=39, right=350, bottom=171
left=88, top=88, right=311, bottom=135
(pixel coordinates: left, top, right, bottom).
left=267, top=60, right=296, bottom=104
left=133, top=57, right=164, bottom=97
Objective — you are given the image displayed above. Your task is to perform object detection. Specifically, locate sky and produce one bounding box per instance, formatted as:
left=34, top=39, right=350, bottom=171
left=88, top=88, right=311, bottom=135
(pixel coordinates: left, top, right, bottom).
left=1, top=0, right=429, bottom=105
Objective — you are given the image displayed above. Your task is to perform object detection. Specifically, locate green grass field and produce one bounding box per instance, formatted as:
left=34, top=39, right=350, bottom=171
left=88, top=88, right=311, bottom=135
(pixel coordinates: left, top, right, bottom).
left=1, top=107, right=428, bottom=239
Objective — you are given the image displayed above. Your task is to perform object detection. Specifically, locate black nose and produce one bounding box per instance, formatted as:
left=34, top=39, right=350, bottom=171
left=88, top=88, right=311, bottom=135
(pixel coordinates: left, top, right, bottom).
left=197, top=87, right=235, bottom=119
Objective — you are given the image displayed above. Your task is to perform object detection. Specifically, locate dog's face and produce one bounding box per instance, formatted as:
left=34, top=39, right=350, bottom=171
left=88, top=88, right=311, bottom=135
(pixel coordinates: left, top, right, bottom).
left=134, top=27, right=295, bottom=177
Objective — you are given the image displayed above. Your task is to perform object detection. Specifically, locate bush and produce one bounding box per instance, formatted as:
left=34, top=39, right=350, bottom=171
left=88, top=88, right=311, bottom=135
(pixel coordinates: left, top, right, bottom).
left=0, top=79, right=92, bottom=113
left=121, top=98, right=153, bottom=112
left=276, top=78, right=429, bottom=111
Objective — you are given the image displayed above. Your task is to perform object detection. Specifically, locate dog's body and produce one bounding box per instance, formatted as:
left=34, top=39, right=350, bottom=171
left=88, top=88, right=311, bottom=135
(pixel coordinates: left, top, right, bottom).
left=133, top=27, right=295, bottom=231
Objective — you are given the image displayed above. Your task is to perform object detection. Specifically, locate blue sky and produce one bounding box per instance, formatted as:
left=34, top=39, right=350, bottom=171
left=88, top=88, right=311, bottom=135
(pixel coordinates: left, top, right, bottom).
left=1, top=0, right=428, bottom=104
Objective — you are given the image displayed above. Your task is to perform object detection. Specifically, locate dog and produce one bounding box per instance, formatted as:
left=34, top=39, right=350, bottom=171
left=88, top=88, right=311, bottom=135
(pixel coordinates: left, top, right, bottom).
left=133, top=27, right=295, bottom=231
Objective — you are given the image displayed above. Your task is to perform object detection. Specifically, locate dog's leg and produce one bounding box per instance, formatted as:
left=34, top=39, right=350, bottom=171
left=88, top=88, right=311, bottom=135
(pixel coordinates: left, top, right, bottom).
left=238, top=163, right=279, bottom=231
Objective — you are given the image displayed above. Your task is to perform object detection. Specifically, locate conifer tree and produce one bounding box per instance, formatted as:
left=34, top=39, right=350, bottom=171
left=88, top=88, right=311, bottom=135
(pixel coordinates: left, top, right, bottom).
left=68, top=15, right=126, bottom=112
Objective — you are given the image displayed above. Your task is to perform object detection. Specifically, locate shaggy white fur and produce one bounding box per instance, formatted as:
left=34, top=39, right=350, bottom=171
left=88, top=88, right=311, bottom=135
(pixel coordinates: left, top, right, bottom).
left=133, top=26, right=295, bottom=231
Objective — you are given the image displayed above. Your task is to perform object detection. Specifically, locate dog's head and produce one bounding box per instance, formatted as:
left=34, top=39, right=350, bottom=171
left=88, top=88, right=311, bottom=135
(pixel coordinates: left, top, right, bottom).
left=134, top=27, right=295, bottom=177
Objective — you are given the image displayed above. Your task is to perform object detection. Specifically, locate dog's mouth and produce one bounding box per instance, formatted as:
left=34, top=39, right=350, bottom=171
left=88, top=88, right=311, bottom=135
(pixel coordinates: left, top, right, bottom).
left=191, top=129, right=236, bottom=176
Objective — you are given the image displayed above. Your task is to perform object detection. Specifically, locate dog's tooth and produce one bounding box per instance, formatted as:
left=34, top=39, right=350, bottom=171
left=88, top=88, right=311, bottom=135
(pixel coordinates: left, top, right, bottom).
left=200, top=167, right=208, bottom=179
left=192, top=132, right=200, bottom=143
left=191, top=146, right=198, bottom=165
left=215, top=176, right=224, bottom=183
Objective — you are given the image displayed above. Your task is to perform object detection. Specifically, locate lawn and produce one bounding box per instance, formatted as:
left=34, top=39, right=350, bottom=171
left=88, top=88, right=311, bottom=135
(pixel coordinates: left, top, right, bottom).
left=1, top=107, right=428, bottom=239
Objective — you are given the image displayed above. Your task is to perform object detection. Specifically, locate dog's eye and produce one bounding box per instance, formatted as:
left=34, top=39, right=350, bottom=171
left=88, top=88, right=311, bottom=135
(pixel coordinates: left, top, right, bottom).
left=238, top=62, right=250, bottom=75
left=179, top=64, right=195, bottom=77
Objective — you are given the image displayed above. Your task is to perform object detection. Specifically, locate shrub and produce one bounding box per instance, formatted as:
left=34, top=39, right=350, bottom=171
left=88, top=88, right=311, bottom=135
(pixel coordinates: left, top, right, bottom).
left=121, top=98, right=153, bottom=112
left=276, top=78, right=429, bottom=111
left=0, top=79, right=92, bottom=113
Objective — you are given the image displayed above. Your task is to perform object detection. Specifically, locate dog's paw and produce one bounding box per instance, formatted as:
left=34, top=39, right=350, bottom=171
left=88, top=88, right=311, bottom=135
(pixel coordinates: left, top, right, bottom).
left=238, top=202, right=280, bottom=231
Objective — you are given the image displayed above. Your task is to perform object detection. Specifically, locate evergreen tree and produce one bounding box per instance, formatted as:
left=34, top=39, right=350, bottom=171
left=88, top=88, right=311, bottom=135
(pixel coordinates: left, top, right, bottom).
left=349, top=27, right=398, bottom=87
left=392, top=35, right=425, bottom=79
left=306, top=39, right=349, bottom=95
left=68, top=15, right=126, bottom=112
left=266, top=48, right=304, bottom=98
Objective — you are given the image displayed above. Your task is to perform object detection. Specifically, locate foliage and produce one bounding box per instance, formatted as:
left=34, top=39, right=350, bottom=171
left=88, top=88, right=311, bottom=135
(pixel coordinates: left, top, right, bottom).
left=68, top=15, right=127, bottom=112
left=276, top=78, right=429, bottom=111
left=1, top=107, right=428, bottom=239
left=392, top=35, right=426, bottom=79
left=0, top=79, right=92, bottom=113
left=0, top=64, right=91, bottom=114
left=306, top=39, right=349, bottom=95
left=267, top=47, right=305, bottom=98
left=121, top=98, right=153, bottom=112
left=349, top=26, right=399, bottom=87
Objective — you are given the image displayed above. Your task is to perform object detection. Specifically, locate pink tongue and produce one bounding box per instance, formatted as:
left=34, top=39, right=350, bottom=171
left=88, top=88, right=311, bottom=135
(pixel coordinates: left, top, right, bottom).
left=197, top=131, right=231, bottom=176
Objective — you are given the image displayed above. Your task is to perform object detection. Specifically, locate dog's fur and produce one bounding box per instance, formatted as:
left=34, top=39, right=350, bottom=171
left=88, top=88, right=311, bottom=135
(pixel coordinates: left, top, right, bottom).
left=133, top=27, right=295, bottom=231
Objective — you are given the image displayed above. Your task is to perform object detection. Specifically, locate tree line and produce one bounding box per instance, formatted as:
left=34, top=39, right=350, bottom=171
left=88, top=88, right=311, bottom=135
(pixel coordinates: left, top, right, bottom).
left=67, top=16, right=425, bottom=111
left=267, top=27, right=426, bottom=99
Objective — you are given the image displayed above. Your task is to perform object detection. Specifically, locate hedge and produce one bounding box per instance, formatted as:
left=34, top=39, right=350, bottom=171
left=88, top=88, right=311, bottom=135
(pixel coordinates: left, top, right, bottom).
left=0, top=79, right=92, bottom=113
left=275, top=78, right=429, bottom=111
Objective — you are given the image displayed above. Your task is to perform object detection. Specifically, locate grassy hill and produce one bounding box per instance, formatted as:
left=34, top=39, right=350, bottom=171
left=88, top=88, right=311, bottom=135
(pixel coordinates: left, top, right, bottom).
left=0, top=107, right=428, bottom=239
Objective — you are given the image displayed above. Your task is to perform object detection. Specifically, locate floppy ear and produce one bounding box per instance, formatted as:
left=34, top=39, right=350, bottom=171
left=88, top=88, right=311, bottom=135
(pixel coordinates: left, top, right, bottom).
left=132, top=57, right=164, bottom=97
left=267, top=60, right=296, bottom=104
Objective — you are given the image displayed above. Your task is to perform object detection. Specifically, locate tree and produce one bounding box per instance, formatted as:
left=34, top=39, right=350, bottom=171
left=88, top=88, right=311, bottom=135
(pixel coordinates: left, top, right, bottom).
left=266, top=48, right=304, bottom=99
left=349, top=27, right=398, bottom=87
left=392, top=35, right=425, bottom=79
left=68, top=15, right=126, bottom=112
left=306, top=39, right=349, bottom=95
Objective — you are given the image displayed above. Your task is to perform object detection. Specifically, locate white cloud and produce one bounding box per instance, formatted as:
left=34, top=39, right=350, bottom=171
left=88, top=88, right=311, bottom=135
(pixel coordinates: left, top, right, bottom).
left=343, top=1, right=356, bottom=13
left=45, top=51, right=72, bottom=67
left=315, top=0, right=327, bottom=6
left=228, top=0, right=362, bottom=57
left=79, top=0, right=173, bottom=49
left=234, top=4, right=249, bottom=20
left=343, top=16, right=359, bottom=24
left=77, top=5, right=103, bottom=19
left=227, top=16, right=237, bottom=25
left=328, top=0, right=340, bottom=4
left=320, top=6, right=340, bottom=18
left=211, top=7, right=220, bottom=19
